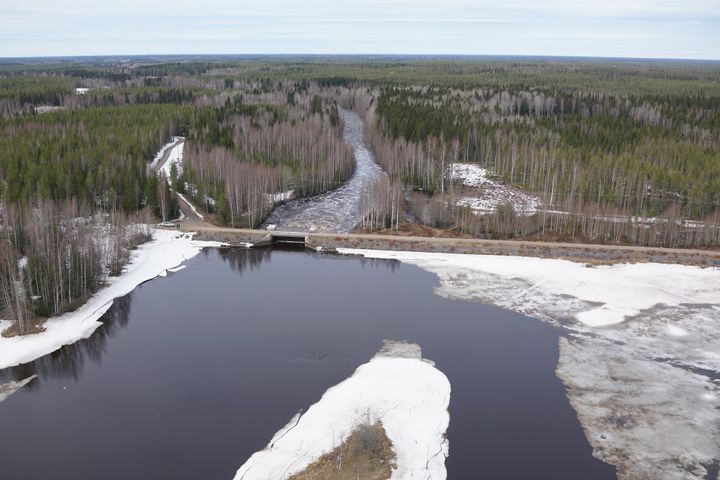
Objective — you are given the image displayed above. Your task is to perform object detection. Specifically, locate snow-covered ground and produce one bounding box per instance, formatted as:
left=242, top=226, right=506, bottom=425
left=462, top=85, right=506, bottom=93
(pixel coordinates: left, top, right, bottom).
left=149, top=137, right=182, bottom=172
left=450, top=163, right=542, bottom=215
left=234, top=340, right=451, bottom=480
left=263, top=190, right=295, bottom=206
left=159, top=139, right=184, bottom=181
left=0, top=230, right=222, bottom=370
left=338, top=248, right=720, bottom=480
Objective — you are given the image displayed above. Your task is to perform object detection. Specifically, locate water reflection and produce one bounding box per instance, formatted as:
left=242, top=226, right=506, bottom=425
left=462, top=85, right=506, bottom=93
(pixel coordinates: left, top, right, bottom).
left=357, top=254, right=401, bottom=273
left=217, top=247, right=273, bottom=274
left=0, top=294, right=134, bottom=386
left=0, top=249, right=399, bottom=389
left=216, top=247, right=401, bottom=274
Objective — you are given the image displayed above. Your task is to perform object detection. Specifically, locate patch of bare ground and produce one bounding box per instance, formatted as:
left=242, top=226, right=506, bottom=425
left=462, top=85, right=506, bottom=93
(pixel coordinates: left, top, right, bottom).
left=1, top=317, right=46, bottom=338
left=289, top=422, right=396, bottom=480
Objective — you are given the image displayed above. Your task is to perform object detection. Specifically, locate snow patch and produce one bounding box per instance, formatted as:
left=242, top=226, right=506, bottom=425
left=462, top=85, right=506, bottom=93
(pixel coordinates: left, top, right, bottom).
left=666, top=322, right=689, bottom=337
left=337, top=248, right=720, bottom=480
left=264, top=190, right=295, bottom=206
left=449, top=163, right=489, bottom=187
left=159, top=139, right=184, bottom=182
left=450, top=163, right=542, bottom=215
left=0, top=229, right=222, bottom=370
left=176, top=192, right=204, bottom=220
left=149, top=137, right=182, bottom=171
left=338, top=249, right=719, bottom=327
left=234, top=340, right=451, bottom=480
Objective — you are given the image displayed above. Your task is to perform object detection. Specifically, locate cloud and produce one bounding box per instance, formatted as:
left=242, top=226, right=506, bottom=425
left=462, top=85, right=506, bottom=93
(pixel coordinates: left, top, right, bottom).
left=1, top=0, right=718, bottom=58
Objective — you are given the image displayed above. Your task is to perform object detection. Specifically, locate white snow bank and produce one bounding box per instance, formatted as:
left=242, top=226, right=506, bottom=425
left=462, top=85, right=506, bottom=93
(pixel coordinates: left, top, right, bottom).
left=235, top=340, right=451, bottom=480
left=0, top=229, right=222, bottom=370
left=450, top=163, right=542, bottom=215
left=337, top=249, right=720, bottom=327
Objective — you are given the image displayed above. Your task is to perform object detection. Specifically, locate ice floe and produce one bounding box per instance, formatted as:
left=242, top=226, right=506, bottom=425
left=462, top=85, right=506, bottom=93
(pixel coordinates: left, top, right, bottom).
left=234, top=340, right=451, bottom=480
left=0, top=229, right=222, bottom=370
left=338, top=248, right=720, bottom=480
left=0, top=374, right=37, bottom=402
left=337, top=249, right=719, bottom=327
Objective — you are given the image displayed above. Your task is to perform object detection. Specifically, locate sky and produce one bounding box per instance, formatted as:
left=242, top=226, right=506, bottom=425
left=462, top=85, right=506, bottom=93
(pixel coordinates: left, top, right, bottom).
left=1, top=0, right=719, bottom=59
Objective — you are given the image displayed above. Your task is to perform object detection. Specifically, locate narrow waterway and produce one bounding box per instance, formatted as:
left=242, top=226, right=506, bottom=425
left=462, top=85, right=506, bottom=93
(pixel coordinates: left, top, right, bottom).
left=0, top=249, right=615, bottom=480
left=262, top=108, right=386, bottom=232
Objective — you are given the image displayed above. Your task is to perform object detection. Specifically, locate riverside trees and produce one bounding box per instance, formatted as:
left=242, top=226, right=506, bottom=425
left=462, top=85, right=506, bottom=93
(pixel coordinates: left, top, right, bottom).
left=363, top=81, right=720, bottom=247
left=0, top=202, right=151, bottom=335
left=0, top=66, right=355, bottom=334
left=181, top=91, right=354, bottom=227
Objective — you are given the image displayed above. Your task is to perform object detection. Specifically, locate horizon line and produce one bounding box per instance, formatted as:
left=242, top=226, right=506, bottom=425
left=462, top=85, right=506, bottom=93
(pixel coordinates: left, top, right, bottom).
left=1, top=53, right=719, bottom=63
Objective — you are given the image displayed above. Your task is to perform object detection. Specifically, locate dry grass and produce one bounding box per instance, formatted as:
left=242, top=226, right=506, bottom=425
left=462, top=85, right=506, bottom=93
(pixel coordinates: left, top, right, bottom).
left=289, top=422, right=396, bottom=480
left=1, top=317, right=47, bottom=338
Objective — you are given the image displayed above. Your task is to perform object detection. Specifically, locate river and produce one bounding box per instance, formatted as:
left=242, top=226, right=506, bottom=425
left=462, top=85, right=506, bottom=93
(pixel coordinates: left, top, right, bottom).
left=0, top=248, right=615, bottom=479
left=261, top=108, right=386, bottom=233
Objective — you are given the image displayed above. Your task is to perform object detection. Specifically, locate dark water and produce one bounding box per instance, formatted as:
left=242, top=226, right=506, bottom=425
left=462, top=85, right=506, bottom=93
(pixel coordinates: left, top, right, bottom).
left=0, top=249, right=615, bottom=480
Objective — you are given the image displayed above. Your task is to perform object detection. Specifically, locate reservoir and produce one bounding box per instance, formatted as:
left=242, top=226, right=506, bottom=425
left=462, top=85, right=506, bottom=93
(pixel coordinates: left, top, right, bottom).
left=0, top=248, right=615, bottom=479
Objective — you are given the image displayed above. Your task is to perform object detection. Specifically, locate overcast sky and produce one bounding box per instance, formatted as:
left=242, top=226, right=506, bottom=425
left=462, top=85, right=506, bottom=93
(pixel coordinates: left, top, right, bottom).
left=2, top=0, right=719, bottom=59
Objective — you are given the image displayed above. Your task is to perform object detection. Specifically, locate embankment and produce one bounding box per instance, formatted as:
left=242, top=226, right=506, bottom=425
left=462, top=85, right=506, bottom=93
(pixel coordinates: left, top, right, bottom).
left=191, top=228, right=720, bottom=267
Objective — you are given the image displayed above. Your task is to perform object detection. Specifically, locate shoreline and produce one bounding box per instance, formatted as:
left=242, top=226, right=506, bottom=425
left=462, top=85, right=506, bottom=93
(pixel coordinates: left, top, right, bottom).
left=339, top=247, right=720, bottom=479
left=189, top=227, right=720, bottom=267
left=0, top=229, right=222, bottom=371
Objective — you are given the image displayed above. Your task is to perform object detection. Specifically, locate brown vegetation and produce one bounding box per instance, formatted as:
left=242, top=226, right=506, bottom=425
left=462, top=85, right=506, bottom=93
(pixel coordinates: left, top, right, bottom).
left=289, top=422, right=396, bottom=480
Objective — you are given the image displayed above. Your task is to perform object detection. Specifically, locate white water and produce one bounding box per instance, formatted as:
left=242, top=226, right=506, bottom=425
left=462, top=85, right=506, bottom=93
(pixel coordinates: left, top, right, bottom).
left=262, top=109, right=386, bottom=233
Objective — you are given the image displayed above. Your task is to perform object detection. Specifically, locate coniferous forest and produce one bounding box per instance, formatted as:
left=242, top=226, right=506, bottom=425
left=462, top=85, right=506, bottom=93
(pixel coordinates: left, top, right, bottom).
left=1, top=56, right=719, bottom=332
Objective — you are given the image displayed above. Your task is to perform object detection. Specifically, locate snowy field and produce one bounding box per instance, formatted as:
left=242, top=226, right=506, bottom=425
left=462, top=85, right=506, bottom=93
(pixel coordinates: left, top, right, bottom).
left=339, top=248, right=720, bottom=480
left=0, top=230, right=222, bottom=371
left=450, top=163, right=542, bottom=214
left=235, top=341, right=451, bottom=480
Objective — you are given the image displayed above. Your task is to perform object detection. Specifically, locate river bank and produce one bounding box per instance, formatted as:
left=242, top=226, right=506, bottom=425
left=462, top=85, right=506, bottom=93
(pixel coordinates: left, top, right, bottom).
left=0, top=229, right=222, bottom=370
left=189, top=227, right=720, bottom=267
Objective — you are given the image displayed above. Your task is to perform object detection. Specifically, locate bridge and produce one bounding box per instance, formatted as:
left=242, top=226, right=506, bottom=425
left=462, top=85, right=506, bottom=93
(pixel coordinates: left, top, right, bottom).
left=252, top=228, right=310, bottom=247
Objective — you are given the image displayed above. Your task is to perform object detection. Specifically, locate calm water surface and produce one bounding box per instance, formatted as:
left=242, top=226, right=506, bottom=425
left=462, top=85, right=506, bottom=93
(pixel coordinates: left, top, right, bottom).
left=0, top=249, right=615, bottom=479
